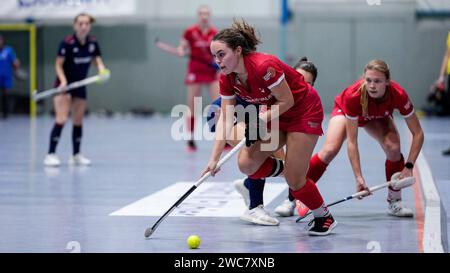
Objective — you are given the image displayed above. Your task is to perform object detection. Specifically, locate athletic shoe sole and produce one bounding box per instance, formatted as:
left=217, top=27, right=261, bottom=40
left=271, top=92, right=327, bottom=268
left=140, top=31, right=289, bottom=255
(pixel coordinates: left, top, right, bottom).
left=240, top=214, right=279, bottom=226
left=308, top=220, right=338, bottom=236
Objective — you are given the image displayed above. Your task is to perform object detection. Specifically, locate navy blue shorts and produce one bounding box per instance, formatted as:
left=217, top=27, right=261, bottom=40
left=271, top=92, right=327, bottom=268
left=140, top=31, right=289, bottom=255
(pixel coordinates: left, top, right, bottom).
left=68, top=86, right=87, bottom=99
left=54, top=79, right=87, bottom=99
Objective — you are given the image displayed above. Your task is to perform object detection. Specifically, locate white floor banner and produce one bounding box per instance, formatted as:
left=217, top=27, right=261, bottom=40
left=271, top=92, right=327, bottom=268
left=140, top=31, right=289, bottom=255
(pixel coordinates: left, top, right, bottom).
left=110, top=181, right=287, bottom=217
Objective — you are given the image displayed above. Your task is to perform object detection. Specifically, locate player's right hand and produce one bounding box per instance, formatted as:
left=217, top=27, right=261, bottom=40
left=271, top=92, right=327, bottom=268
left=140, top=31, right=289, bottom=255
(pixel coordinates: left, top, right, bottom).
left=356, top=176, right=371, bottom=199
left=201, top=160, right=220, bottom=177
left=58, top=80, right=68, bottom=89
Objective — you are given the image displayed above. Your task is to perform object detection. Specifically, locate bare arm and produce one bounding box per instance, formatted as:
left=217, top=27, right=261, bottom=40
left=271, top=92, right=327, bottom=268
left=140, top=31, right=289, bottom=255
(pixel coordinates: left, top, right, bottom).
left=13, top=59, right=20, bottom=71
left=55, top=56, right=67, bottom=87
left=346, top=118, right=363, bottom=179
left=177, top=38, right=190, bottom=58
left=94, top=56, right=106, bottom=72
left=259, top=78, right=294, bottom=123
left=397, top=113, right=425, bottom=179
left=346, top=118, right=371, bottom=196
left=202, top=97, right=236, bottom=176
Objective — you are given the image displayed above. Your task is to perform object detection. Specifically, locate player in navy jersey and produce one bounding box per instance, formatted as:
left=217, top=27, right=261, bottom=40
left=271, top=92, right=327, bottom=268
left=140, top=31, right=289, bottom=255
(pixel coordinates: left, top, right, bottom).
left=44, top=13, right=108, bottom=167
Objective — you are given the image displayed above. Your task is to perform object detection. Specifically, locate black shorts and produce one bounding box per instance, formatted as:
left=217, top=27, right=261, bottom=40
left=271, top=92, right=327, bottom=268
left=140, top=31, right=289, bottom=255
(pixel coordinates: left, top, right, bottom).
left=68, top=86, right=87, bottom=99
left=54, top=78, right=87, bottom=99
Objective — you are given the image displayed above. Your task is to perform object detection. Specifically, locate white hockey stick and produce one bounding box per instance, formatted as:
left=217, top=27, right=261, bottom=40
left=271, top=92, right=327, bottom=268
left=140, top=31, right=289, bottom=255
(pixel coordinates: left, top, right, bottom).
left=32, top=70, right=110, bottom=101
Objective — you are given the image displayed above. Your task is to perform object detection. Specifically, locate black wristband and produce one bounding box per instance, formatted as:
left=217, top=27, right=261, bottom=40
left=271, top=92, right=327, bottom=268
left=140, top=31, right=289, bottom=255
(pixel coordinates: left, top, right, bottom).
left=405, top=162, right=414, bottom=169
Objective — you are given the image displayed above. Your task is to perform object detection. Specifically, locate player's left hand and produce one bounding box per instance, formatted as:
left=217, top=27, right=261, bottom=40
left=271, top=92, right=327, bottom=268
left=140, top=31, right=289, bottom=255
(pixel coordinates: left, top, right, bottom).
left=201, top=160, right=221, bottom=177
left=97, top=68, right=111, bottom=83
left=99, top=68, right=110, bottom=76
left=398, top=168, right=413, bottom=180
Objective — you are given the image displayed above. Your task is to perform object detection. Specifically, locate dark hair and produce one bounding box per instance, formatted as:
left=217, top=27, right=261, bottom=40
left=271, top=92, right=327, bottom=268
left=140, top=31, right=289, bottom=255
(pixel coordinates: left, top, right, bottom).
left=213, top=18, right=261, bottom=55
left=294, top=56, right=318, bottom=83
left=74, top=13, right=96, bottom=24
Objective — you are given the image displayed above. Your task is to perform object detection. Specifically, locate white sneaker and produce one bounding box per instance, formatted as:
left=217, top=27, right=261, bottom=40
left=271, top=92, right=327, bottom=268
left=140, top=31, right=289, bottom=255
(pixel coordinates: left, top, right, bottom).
left=274, top=199, right=296, bottom=217
left=233, top=178, right=250, bottom=207
left=240, top=205, right=279, bottom=226
left=388, top=200, right=414, bottom=217
left=69, top=154, right=92, bottom=166
left=44, top=154, right=61, bottom=167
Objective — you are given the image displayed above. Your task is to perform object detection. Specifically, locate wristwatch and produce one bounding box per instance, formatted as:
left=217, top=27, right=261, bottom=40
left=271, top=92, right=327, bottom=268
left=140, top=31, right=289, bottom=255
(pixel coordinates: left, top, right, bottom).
left=405, top=162, right=414, bottom=170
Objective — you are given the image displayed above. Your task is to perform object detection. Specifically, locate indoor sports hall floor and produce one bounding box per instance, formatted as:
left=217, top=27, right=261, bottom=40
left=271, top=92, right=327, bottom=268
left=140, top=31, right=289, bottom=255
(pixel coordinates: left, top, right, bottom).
left=0, top=114, right=448, bottom=253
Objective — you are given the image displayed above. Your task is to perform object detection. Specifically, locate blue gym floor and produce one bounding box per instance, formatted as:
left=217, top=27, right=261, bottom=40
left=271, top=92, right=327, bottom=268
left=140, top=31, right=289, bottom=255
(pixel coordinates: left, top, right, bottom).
left=0, top=114, right=448, bottom=253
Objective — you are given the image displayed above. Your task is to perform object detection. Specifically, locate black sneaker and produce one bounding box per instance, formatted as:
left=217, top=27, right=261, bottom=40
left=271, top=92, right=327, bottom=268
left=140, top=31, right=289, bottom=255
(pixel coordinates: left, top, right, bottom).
left=307, top=214, right=337, bottom=236
left=186, top=140, right=197, bottom=152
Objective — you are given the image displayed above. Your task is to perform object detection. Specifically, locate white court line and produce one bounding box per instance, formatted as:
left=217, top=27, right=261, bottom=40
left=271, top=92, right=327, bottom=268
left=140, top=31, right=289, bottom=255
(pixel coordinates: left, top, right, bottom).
left=417, top=153, right=445, bottom=253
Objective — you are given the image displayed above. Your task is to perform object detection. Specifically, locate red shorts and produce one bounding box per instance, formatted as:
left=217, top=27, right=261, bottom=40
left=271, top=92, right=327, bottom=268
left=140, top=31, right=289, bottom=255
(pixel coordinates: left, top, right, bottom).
left=330, top=102, right=345, bottom=118
left=331, top=102, right=387, bottom=127
left=185, top=71, right=218, bottom=84
left=276, top=86, right=324, bottom=135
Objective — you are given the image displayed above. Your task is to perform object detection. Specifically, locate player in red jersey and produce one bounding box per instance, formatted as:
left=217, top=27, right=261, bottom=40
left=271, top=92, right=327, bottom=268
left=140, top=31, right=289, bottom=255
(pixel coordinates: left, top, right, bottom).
left=273, top=57, right=318, bottom=217
left=303, top=59, right=424, bottom=217
left=177, top=5, right=219, bottom=151
left=201, top=19, right=337, bottom=236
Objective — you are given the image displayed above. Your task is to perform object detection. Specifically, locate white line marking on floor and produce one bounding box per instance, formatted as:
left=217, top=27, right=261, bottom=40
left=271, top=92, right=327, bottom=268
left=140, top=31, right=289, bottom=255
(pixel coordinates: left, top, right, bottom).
left=417, top=153, right=444, bottom=253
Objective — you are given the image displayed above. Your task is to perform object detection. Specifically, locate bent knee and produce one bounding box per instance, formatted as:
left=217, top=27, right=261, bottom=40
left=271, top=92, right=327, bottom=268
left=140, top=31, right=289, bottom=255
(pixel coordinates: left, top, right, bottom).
left=55, top=116, right=68, bottom=125
left=238, top=157, right=259, bottom=175
left=382, top=139, right=401, bottom=156
left=319, top=145, right=340, bottom=163
left=284, top=171, right=307, bottom=191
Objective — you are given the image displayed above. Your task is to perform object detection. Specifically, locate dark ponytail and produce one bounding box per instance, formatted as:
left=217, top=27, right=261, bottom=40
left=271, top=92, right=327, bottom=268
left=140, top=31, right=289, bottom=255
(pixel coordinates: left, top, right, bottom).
left=294, top=56, right=318, bottom=83
left=213, top=18, right=261, bottom=55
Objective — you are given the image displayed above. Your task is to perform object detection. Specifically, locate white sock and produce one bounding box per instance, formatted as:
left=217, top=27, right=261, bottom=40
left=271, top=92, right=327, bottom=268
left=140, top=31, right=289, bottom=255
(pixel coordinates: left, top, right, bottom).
left=388, top=188, right=402, bottom=202
left=312, top=203, right=330, bottom=218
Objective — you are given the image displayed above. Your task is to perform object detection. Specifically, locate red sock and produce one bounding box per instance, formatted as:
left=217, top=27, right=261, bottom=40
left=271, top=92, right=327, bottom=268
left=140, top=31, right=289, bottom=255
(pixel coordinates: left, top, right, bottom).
left=186, top=116, right=195, bottom=135
left=249, top=157, right=284, bottom=179
left=385, top=155, right=404, bottom=182
left=386, top=155, right=404, bottom=195
left=289, top=178, right=324, bottom=210
left=307, top=153, right=328, bottom=183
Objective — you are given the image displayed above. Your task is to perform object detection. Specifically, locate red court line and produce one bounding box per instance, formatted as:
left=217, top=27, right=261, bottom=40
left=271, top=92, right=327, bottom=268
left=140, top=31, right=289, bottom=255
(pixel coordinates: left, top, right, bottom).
left=413, top=166, right=425, bottom=253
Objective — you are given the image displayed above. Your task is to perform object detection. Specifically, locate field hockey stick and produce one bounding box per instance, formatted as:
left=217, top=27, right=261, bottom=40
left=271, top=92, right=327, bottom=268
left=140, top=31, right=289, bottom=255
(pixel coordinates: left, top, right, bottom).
left=295, top=173, right=415, bottom=222
left=144, top=138, right=246, bottom=238
left=32, top=70, right=111, bottom=101
left=154, top=37, right=219, bottom=70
